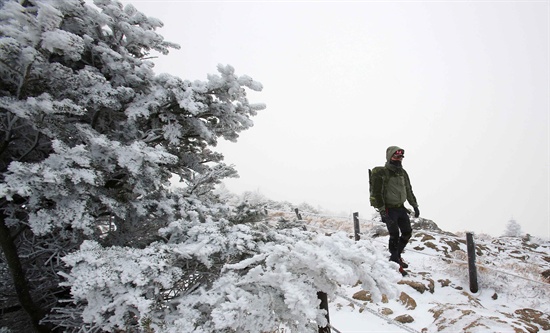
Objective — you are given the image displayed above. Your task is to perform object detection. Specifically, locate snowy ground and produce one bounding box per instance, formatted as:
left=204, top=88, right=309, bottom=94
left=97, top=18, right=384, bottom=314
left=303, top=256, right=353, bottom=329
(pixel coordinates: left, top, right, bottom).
left=305, top=216, right=550, bottom=333
left=330, top=306, right=410, bottom=333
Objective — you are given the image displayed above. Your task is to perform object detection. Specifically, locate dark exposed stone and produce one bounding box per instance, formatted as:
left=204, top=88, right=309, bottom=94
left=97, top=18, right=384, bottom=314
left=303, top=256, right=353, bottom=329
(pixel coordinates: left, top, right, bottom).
left=399, top=292, right=417, bottom=310
left=395, top=314, right=415, bottom=323
left=352, top=290, right=372, bottom=302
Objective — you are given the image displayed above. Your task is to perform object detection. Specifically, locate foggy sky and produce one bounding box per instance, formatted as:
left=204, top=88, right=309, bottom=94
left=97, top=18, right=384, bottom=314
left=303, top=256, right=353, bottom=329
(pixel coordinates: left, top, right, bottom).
left=122, top=0, right=549, bottom=239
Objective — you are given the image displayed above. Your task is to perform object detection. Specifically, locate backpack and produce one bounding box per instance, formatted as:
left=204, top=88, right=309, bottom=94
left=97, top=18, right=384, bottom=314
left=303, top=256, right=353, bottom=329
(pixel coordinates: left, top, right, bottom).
left=368, top=166, right=389, bottom=208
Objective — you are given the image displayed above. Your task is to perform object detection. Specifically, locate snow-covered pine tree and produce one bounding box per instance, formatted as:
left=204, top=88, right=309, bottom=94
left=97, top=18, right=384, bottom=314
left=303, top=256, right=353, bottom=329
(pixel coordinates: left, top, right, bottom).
left=0, top=0, right=262, bottom=330
left=503, top=219, right=523, bottom=237
left=0, top=1, right=398, bottom=332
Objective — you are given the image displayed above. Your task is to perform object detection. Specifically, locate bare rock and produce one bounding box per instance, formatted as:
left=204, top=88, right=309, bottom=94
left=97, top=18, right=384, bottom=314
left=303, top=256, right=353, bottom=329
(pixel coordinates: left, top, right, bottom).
left=399, top=291, right=417, bottom=310
left=424, top=241, right=439, bottom=252
left=398, top=280, right=428, bottom=294
left=395, top=314, right=415, bottom=323
left=443, top=238, right=464, bottom=252
left=420, top=233, right=435, bottom=241
left=380, top=307, right=393, bottom=316
left=438, top=279, right=451, bottom=287
left=411, top=218, right=442, bottom=232
left=352, top=290, right=372, bottom=302
left=427, top=278, right=435, bottom=294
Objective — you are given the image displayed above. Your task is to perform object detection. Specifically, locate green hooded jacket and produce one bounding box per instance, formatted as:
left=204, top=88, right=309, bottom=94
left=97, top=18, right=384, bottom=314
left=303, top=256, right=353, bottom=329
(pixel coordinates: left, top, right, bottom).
left=369, top=146, right=418, bottom=212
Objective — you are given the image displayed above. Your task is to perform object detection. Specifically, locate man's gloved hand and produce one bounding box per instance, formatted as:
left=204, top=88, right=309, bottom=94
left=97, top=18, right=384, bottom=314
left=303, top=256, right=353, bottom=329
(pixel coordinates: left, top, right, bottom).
left=413, top=206, right=420, bottom=218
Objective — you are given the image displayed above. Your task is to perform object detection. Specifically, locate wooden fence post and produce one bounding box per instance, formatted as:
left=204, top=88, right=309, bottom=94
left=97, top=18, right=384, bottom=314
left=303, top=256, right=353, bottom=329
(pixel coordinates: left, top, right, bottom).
left=294, top=208, right=302, bottom=220
left=466, top=232, right=479, bottom=293
left=353, top=212, right=360, bottom=241
left=317, top=291, right=331, bottom=333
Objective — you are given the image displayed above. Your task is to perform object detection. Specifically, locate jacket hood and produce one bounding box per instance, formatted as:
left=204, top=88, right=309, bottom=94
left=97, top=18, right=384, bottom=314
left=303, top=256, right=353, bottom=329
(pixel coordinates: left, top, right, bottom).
left=386, top=146, right=404, bottom=162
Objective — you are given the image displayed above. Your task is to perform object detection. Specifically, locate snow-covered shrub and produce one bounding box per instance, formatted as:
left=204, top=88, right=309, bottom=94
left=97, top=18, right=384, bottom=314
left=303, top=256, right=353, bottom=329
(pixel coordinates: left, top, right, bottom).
left=62, top=223, right=398, bottom=332
left=296, top=202, right=320, bottom=214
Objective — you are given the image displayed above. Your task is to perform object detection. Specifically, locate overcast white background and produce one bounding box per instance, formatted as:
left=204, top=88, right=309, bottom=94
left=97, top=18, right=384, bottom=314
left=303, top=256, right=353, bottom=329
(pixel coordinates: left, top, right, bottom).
left=120, top=0, right=549, bottom=239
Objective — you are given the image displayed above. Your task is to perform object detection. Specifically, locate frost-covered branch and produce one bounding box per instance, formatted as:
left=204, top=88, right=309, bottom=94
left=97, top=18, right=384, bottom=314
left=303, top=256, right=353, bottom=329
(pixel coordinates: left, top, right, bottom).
left=60, top=223, right=399, bottom=332
left=16, top=131, right=40, bottom=162
left=0, top=0, right=269, bottom=331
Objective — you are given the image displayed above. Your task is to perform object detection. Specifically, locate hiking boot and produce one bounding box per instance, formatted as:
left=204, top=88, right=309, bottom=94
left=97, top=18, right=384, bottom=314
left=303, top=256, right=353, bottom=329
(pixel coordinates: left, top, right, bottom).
left=399, top=266, right=408, bottom=277
left=399, top=257, right=409, bottom=269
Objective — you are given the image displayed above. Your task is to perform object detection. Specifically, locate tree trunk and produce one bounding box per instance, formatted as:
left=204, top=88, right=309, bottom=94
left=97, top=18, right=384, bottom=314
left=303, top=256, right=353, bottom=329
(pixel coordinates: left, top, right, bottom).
left=0, top=215, right=50, bottom=333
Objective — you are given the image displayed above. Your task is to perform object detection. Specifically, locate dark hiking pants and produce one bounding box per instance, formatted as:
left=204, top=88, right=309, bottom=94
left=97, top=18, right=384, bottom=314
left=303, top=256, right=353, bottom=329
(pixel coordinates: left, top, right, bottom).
left=384, top=207, right=412, bottom=263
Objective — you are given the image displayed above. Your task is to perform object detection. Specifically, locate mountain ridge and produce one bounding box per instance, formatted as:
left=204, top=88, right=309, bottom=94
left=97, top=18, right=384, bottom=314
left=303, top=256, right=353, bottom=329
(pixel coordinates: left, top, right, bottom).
left=259, top=202, right=549, bottom=332
left=296, top=213, right=550, bottom=332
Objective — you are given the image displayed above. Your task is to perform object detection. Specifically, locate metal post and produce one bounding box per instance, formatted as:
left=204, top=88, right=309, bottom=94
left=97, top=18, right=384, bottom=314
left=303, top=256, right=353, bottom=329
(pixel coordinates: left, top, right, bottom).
left=466, top=232, right=479, bottom=293
left=317, top=291, right=331, bottom=333
left=353, top=212, right=360, bottom=241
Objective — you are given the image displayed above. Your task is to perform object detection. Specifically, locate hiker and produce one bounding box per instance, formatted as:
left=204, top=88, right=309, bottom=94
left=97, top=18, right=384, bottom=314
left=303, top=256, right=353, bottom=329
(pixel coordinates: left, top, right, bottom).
left=369, top=146, right=419, bottom=275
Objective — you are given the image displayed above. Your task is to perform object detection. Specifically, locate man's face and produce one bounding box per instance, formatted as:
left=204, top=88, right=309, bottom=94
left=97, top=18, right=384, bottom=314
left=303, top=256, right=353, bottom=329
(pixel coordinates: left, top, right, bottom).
left=391, top=149, right=404, bottom=161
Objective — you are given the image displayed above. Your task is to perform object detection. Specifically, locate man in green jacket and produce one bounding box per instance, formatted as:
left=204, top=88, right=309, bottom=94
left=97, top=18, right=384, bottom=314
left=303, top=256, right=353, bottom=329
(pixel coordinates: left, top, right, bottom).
left=370, top=146, right=419, bottom=276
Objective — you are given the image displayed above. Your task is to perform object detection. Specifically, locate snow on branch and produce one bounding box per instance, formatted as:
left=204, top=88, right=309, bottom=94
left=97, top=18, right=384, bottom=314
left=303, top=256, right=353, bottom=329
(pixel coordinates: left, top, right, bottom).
left=62, top=221, right=399, bottom=332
